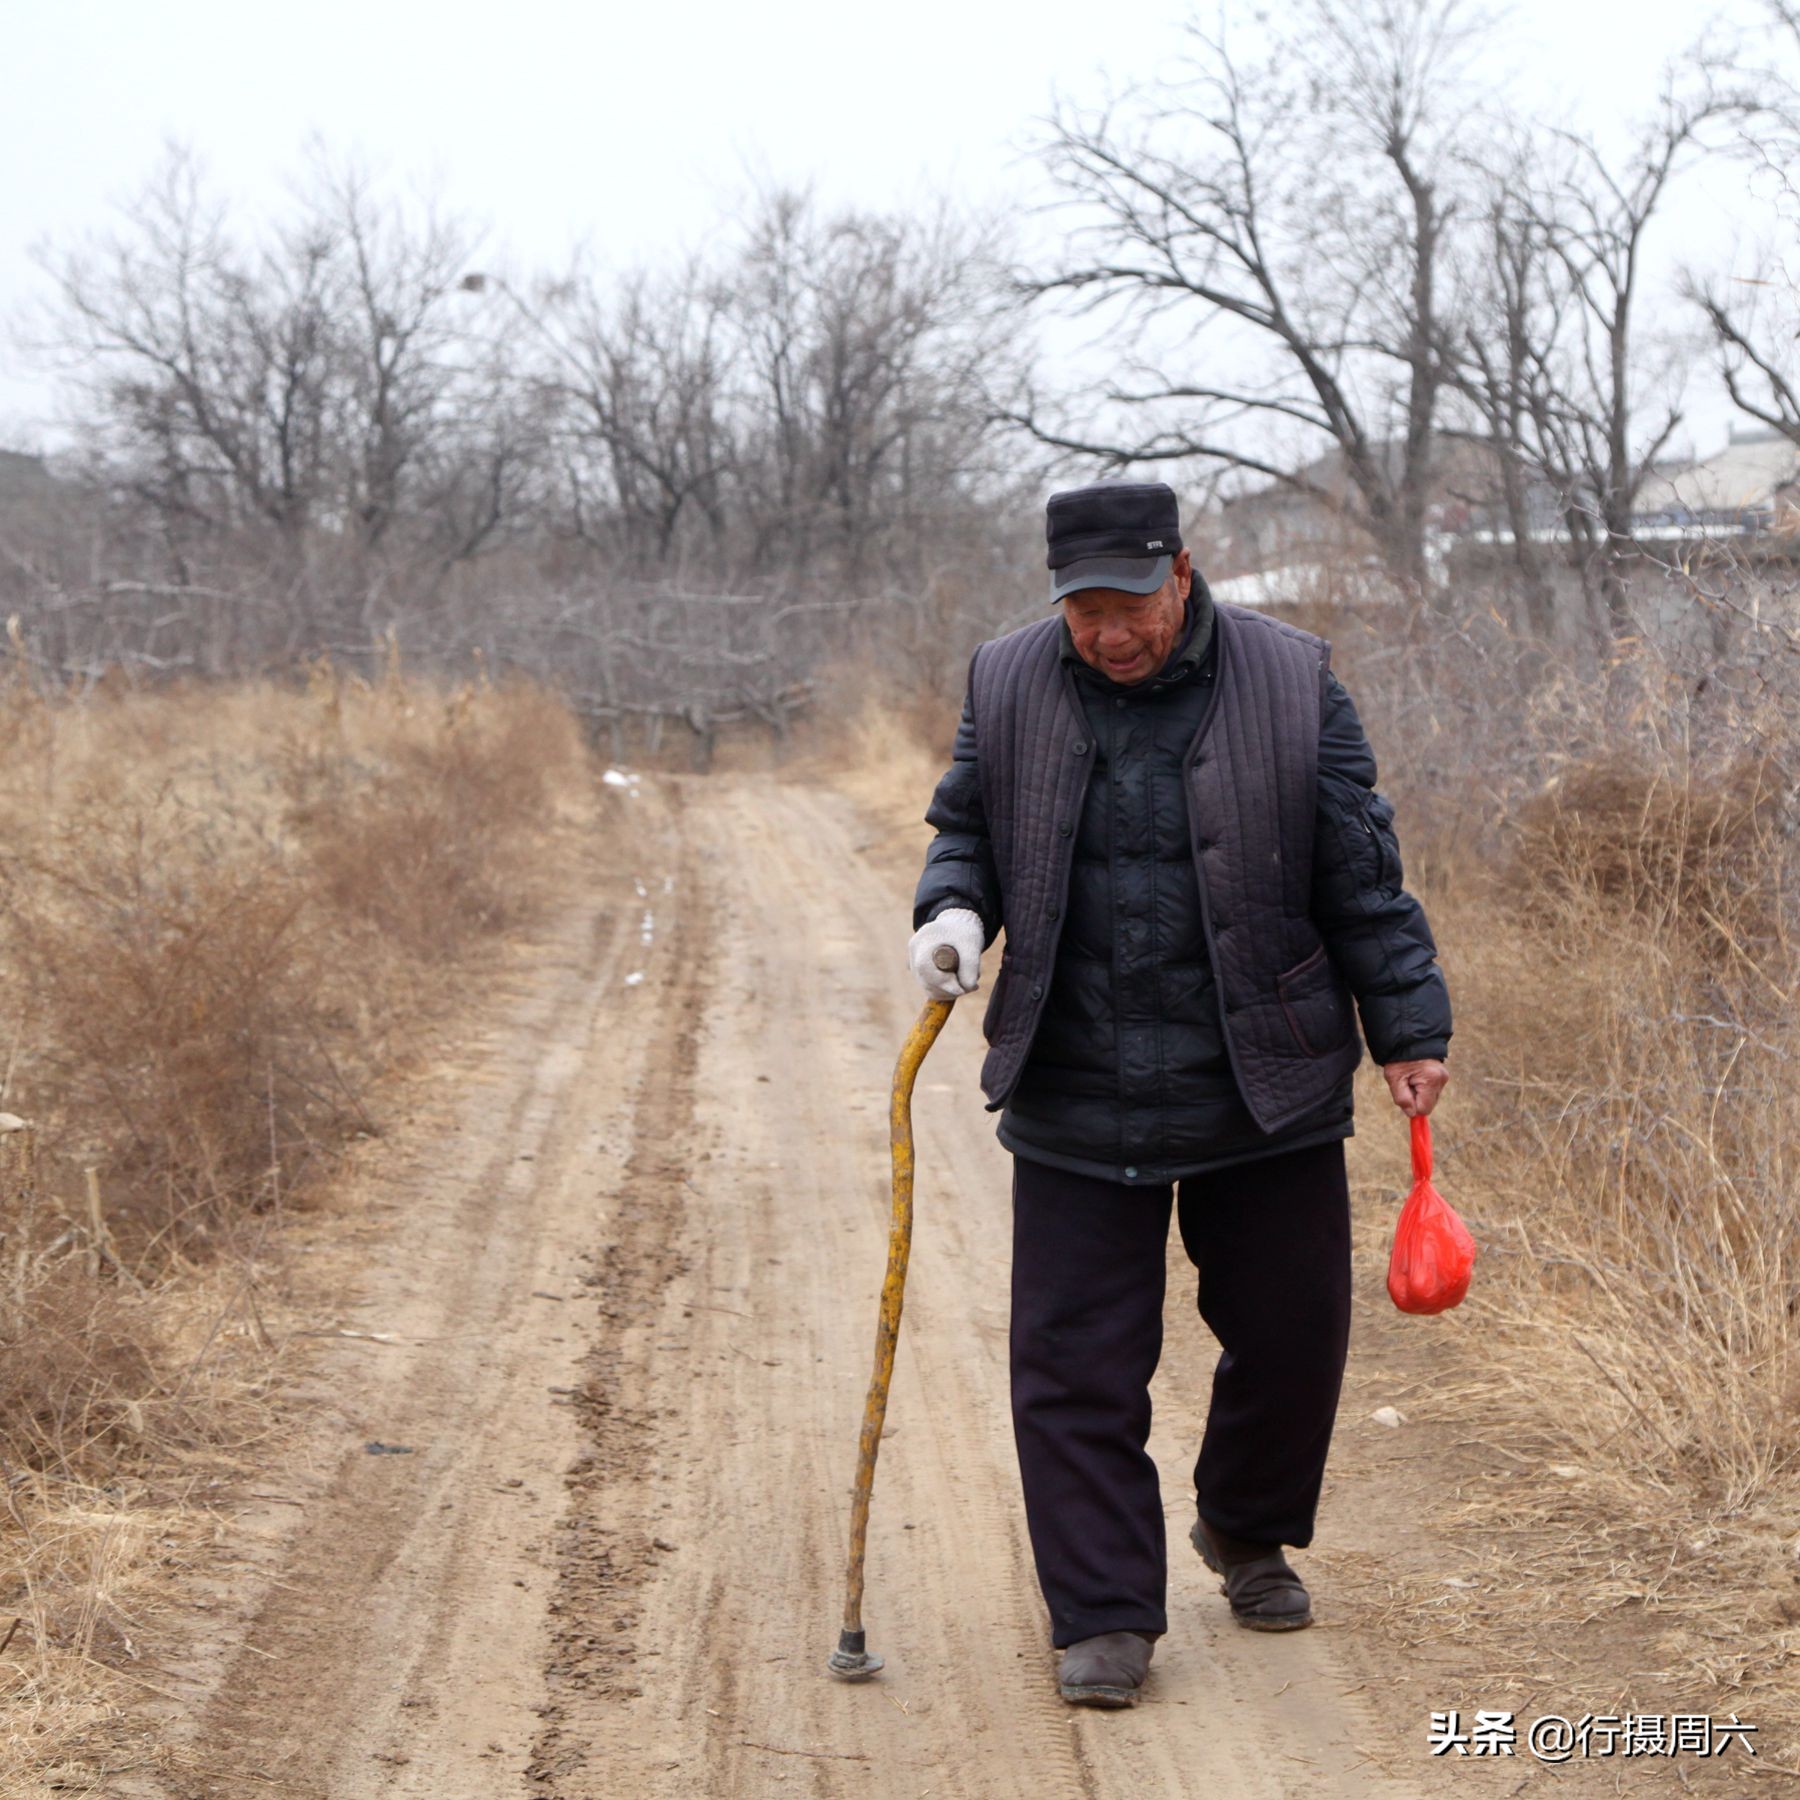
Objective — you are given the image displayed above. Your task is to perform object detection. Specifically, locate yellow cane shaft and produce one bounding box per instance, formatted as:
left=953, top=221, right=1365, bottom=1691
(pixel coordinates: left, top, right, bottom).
left=840, top=990, right=955, bottom=1635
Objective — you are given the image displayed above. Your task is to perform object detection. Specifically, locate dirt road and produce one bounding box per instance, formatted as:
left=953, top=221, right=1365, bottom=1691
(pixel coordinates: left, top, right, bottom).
left=120, top=766, right=1442, bottom=1799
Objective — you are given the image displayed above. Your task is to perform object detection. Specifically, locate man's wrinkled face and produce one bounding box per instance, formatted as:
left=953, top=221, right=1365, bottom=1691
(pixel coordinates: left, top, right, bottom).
left=1061, top=548, right=1193, bottom=685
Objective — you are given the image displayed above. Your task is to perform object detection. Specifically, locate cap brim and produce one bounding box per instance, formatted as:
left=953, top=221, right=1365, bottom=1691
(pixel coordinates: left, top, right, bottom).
left=1049, top=553, right=1172, bottom=604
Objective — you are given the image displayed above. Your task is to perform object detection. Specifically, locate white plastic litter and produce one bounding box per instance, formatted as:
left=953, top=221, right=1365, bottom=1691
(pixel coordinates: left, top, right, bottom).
left=1369, top=1406, right=1406, bottom=1429
left=623, top=970, right=646, bottom=987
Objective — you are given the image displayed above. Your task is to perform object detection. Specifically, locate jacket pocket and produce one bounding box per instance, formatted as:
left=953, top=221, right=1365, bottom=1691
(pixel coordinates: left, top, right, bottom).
left=982, top=949, right=1013, bottom=1042
left=1275, top=943, right=1352, bottom=1058
left=1358, top=790, right=1401, bottom=890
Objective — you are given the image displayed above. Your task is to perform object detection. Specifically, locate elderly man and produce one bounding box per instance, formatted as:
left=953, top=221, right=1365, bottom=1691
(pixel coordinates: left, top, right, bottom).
left=906, top=480, right=1451, bottom=1708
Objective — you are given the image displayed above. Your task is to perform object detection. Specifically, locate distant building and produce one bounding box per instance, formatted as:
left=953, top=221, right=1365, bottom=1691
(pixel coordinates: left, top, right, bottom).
left=1210, top=443, right=1385, bottom=577
left=1202, top=424, right=1800, bottom=588
left=1629, top=424, right=1800, bottom=538
left=0, top=449, right=56, bottom=504
left=1210, top=435, right=1560, bottom=578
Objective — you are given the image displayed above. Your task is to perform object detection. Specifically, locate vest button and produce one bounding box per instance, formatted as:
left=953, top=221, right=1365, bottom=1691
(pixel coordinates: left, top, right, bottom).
left=1030, top=981, right=1044, bottom=999
left=1072, top=740, right=1089, bottom=755
left=1046, top=901, right=1059, bottom=919
left=1114, top=697, right=1126, bottom=708
left=1058, top=821, right=1071, bottom=836
left=1124, top=1166, right=1138, bottom=1179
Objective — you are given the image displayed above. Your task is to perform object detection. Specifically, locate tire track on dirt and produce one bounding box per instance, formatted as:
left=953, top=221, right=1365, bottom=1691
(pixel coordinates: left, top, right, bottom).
left=109, top=785, right=678, bottom=1800
left=525, top=779, right=712, bottom=1792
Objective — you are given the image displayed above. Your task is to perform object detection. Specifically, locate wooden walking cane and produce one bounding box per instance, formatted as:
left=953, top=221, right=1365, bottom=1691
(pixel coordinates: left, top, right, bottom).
left=826, top=943, right=962, bottom=1680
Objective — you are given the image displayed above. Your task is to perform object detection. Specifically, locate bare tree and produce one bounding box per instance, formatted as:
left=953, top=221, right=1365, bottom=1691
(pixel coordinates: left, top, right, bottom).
left=42, top=149, right=333, bottom=553
left=1516, top=88, right=1729, bottom=632
left=31, top=143, right=528, bottom=644
left=1436, top=135, right=1563, bottom=635
left=520, top=255, right=736, bottom=568
left=1686, top=266, right=1800, bottom=447
left=1434, top=44, right=1767, bottom=643
left=1682, top=3, right=1800, bottom=447
left=511, top=181, right=1019, bottom=584
left=730, top=183, right=1017, bottom=580
left=313, top=153, right=479, bottom=556
left=1010, top=0, right=1490, bottom=596
left=13, top=148, right=1030, bottom=722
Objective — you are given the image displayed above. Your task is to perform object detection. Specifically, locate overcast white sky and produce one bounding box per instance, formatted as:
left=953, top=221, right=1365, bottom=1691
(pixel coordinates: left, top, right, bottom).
left=2, top=0, right=1786, bottom=458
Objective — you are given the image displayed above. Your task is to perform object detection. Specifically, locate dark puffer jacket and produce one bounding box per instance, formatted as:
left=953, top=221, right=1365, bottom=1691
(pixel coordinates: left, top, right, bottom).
left=912, top=580, right=1452, bottom=1183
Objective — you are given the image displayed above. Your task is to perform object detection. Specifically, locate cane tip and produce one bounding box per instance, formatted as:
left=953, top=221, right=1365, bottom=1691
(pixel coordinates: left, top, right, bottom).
left=826, top=1627, right=884, bottom=1681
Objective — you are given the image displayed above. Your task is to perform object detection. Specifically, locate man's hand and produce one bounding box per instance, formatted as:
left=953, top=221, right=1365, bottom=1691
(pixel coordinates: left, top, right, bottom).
left=1383, top=1058, right=1448, bottom=1118
left=908, top=907, right=985, bottom=999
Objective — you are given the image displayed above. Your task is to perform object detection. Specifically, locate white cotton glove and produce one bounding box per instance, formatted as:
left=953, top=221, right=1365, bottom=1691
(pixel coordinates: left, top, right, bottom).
left=907, top=907, right=986, bottom=999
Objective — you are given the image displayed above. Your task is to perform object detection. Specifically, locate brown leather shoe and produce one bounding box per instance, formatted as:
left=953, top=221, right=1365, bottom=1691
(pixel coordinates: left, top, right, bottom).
left=1056, top=1629, right=1157, bottom=1707
left=1191, top=1515, right=1313, bottom=1631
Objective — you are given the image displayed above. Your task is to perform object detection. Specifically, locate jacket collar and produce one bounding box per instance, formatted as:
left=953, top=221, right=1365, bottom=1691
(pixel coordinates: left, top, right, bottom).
left=1060, top=569, right=1217, bottom=690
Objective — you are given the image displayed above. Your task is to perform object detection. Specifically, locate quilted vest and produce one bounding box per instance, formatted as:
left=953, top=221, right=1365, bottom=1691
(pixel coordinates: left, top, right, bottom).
left=968, top=601, right=1362, bottom=1134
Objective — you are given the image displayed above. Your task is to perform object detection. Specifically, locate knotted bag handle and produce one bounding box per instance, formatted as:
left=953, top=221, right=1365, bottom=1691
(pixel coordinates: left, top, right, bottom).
left=1411, top=1111, right=1432, bottom=1185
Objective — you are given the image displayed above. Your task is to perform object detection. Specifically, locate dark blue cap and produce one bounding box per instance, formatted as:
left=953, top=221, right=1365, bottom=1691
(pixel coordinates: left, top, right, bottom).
left=1045, top=480, right=1182, bottom=604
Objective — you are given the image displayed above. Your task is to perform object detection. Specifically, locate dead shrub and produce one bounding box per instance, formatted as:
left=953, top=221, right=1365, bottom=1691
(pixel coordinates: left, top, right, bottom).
left=0, top=795, right=371, bottom=1251
left=281, top=671, right=586, bottom=955
left=0, top=1266, right=161, bottom=1474
left=0, top=1127, right=163, bottom=1476
left=1509, top=751, right=1787, bottom=943
left=0, top=667, right=590, bottom=1256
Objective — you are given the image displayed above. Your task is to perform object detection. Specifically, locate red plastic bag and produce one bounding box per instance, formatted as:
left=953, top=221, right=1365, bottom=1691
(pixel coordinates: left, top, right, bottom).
left=1386, top=1115, right=1475, bottom=1314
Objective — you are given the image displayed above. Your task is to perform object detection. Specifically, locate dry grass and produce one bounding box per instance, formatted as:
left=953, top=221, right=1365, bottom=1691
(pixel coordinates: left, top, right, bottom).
left=1510, top=749, right=1787, bottom=943
left=777, top=658, right=956, bottom=891
left=0, top=653, right=598, bottom=1791
left=1314, top=601, right=1800, bottom=1769
left=282, top=658, right=589, bottom=955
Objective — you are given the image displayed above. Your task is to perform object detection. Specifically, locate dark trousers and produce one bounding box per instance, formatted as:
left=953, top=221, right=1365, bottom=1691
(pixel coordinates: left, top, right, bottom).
left=1008, top=1140, right=1352, bottom=1647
